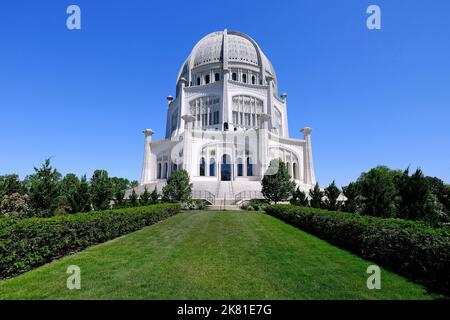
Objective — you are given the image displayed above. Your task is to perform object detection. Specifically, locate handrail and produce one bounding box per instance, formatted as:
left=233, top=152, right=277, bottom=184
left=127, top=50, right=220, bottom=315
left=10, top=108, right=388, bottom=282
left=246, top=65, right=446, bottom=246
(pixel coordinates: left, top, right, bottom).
left=192, top=190, right=216, bottom=205
left=235, top=190, right=264, bottom=203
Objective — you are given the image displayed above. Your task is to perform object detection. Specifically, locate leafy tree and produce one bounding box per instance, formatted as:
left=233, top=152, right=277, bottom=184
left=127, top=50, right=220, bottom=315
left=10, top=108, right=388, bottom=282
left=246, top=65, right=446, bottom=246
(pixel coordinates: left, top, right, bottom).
left=110, top=177, right=130, bottom=194
left=90, top=170, right=113, bottom=210
left=261, top=159, right=296, bottom=203
left=28, top=159, right=62, bottom=216
left=309, top=182, right=324, bottom=209
left=140, top=187, right=151, bottom=206
left=128, top=189, right=139, bottom=207
left=130, top=180, right=139, bottom=188
left=0, top=174, right=25, bottom=197
left=341, top=182, right=360, bottom=213
left=324, top=180, right=340, bottom=211
left=426, top=176, right=450, bottom=213
left=150, top=187, right=160, bottom=204
left=162, top=170, right=192, bottom=202
left=395, top=168, right=429, bottom=220
left=290, top=187, right=308, bottom=206
left=59, top=173, right=80, bottom=213
left=357, top=166, right=399, bottom=217
left=114, top=190, right=125, bottom=209
left=0, top=193, right=30, bottom=218
left=75, top=175, right=91, bottom=212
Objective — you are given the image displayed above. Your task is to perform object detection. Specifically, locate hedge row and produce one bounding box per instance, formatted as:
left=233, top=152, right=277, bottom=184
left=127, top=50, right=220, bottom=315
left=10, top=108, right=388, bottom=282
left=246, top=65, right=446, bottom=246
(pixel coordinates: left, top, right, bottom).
left=0, top=204, right=180, bottom=279
left=264, top=205, right=450, bottom=294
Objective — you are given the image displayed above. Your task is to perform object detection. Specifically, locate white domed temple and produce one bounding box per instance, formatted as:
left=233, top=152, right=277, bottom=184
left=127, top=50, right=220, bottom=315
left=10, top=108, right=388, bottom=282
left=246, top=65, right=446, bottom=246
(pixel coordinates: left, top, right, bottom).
left=136, top=30, right=316, bottom=204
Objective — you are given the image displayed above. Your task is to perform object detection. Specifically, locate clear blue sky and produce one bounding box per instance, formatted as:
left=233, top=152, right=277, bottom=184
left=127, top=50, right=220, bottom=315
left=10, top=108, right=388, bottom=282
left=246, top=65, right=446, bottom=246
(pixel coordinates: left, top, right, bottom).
left=1, top=0, right=449, bottom=186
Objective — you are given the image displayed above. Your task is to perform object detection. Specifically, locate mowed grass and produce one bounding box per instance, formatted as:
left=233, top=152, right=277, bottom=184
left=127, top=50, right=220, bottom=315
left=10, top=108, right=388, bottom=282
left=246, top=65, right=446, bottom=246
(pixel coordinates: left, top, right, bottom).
left=0, top=211, right=440, bottom=299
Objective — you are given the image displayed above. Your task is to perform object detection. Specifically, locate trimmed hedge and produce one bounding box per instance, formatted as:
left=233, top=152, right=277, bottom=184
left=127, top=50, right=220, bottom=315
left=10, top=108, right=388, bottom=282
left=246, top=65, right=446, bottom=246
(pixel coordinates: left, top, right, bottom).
left=264, top=205, right=450, bottom=294
left=0, top=204, right=180, bottom=279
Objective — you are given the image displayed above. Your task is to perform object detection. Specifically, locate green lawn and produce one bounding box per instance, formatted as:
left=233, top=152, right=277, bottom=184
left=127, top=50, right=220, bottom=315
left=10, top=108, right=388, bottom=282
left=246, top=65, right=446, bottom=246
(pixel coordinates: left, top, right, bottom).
left=0, top=211, right=439, bottom=299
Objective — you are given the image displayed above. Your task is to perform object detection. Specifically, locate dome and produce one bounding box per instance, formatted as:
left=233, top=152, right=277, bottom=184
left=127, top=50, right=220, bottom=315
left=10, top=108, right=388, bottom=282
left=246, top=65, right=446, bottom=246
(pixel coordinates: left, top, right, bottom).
left=177, top=30, right=277, bottom=85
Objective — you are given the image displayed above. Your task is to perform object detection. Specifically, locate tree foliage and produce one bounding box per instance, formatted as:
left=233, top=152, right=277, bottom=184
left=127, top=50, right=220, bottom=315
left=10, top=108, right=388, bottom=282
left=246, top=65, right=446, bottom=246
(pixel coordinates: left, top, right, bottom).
left=324, top=180, right=340, bottom=211
left=261, top=159, right=296, bottom=203
left=309, top=182, right=323, bottom=208
left=341, top=182, right=360, bottom=213
left=90, top=170, right=113, bottom=210
left=162, top=170, right=192, bottom=203
left=290, top=187, right=308, bottom=206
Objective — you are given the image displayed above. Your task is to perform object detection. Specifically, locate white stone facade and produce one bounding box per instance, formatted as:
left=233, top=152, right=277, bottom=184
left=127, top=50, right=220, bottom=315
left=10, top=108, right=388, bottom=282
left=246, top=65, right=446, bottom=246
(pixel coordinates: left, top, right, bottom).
left=138, top=30, right=316, bottom=202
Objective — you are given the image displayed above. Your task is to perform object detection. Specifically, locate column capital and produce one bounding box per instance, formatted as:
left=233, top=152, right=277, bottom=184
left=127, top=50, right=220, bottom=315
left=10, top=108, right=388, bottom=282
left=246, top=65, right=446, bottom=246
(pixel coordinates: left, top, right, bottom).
left=301, top=127, right=312, bottom=136
left=181, top=114, right=195, bottom=123
left=280, top=93, right=288, bottom=101
left=143, top=128, right=154, bottom=136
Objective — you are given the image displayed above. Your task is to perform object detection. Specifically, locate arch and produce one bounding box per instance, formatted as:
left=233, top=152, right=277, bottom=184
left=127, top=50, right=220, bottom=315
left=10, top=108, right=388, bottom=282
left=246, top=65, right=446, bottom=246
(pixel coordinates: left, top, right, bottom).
left=209, top=158, right=216, bottom=176
left=251, top=75, right=256, bottom=84
left=221, top=154, right=232, bottom=181
left=199, top=157, right=206, bottom=176
left=247, top=157, right=253, bottom=176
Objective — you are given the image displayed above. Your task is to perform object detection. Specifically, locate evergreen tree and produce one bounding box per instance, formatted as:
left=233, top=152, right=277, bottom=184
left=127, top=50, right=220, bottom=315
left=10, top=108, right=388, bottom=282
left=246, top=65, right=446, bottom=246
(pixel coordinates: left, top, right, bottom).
left=90, top=170, right=113, bottom=210
left=28, top=159, right=62, bottom=216
left=341, top=182, right=360, bottom=213
left=150, top=187, right=160, bottom=204
left=140, top=186, right=151, bottom=206
left=128, top=189, right=139, bottom=207
left=60, top=173, right=81, bottom=213
left=75, top=175, right=91, bottom=212
left=261, top=159, right=296, bottom=204
left=290, top=187, right=309, bottom=206
left=324, top=180, right=340, bottom=211
left=162, top=170, right=192, bottom=202
left=114, top=190, right=125, bottom=209
left=357, top=166, right=399, bottom=217
left=309, top=182, right=323, bottom=209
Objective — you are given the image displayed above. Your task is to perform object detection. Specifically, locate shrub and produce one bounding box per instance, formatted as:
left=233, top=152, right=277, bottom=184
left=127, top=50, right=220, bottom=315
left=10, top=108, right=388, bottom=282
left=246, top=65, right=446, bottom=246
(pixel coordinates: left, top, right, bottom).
left=241, top=199, right=270, bottom=211
left=264, top=204, right=450, bottom=294
left=181, top=199, right=207, bottom=210
left=0, top=193, right=30, bottom=218
left=261, top=159, right=296, bottom=203
left=290, top=187, right=308, bottom=206
left=0, top=203, right=180, bottom=279
left=162, top=170, right=192, bottom=203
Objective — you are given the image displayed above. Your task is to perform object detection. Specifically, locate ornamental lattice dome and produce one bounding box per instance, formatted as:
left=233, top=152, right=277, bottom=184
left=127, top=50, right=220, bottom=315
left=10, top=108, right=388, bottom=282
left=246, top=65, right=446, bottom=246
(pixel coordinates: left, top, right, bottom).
left=177, top=30, right=277, bottom=88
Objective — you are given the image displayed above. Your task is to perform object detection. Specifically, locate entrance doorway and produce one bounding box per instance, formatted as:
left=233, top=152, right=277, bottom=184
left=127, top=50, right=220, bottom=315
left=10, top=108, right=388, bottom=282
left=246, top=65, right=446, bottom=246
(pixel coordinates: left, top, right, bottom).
left=221, top=154, right=232, bottom=181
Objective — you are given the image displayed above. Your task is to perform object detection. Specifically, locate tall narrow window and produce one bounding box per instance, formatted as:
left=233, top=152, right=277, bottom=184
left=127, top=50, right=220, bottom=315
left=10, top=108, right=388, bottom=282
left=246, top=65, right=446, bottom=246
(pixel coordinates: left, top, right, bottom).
left=200, top=157, right=206, bottom=176
left=293, top=163, right=297, bottom=179
left=197, top=77, right=201, bottom=86
left=205, top=74, right=210, bottom=84
left=242, top=74, right=247, bottom=83
left=157, top=163, right=162, bottom=179
left=164, top=163, right=168, bottom=179
left=215, top=73, right=220, bottom=81
left=237, top=158, right=243, bottom=176
left=209, top=158, right=216, bottom=176
left=232, top=73, right=237, bottom=81
left=251, top=75, right=256, bottom=84
left=247, top=157, right=253, bottom=176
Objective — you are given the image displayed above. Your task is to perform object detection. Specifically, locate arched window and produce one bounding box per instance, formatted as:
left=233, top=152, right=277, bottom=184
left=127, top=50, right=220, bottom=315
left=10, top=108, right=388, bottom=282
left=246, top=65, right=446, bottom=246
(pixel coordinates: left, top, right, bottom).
left=237, top=158, right=243, bottom=176
left=209, top=158, right=216, bottom=176
left=196, top=77, right=201, bottom=86
left=242, top=74, right=247, bottom=83
left=205, top=74, right=210, bottom=84
left=247, top=157, right=253, bottom=176
left=232, top=73, right=237, bottom=81
left=157, top=163, right=162, bottom=179
left=163, top=162, right=168, bottom=179
left=199, top=157, right=206, bottom=176
left=293, top=162, right=297, bottom=179
left=251, top=75, right=256, bottom=84
left=215, top=73, right=220, bottom=81
left=286, top=162, right=291, bottom=177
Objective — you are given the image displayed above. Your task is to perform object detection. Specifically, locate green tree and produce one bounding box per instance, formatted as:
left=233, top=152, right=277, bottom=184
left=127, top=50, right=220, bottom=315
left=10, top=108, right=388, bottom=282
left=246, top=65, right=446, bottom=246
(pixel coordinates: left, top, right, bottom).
left=90, top=170, right=113, bottom=210
left=28, top=159, right=62, bottom=216
left=128, top=189, right=139, bottom=207
left=75, top=175, right=91, bottom=212
left=162, top=170, right=192, bottom=203
left=114, top=190, right=125, bottom=209
left=110, top=177, right=130, bottom=194
left=0, top=174, right=25, bottom=197
left=426, top=176, right=450, bottom=214
left=261, top=159, right=296, bottom=204
left=341, top=182, right=360, bottom=213
left=140, top=187, right=151, bottom=206
left=357, top=166, right=399, bottom=217
left=0, top=193, right=30, bottom=218
left=150, top=187, right=160, bottom=204
left=309, top=182, right=323, bottom=209
left=130, top=180, right=139, bottom=188
left=59, top=173, right=81, bottom=213
left=290, top=187, right=309, bottom=206
left=324, top=180, right=340, bottom=211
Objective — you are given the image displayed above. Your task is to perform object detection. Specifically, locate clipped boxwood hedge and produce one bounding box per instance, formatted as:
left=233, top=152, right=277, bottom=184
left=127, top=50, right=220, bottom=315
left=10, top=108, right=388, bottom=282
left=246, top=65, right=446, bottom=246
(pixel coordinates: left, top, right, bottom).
left=0, top=204, right=180, bottom=279
left=264, top=205, right=450, bottom=294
